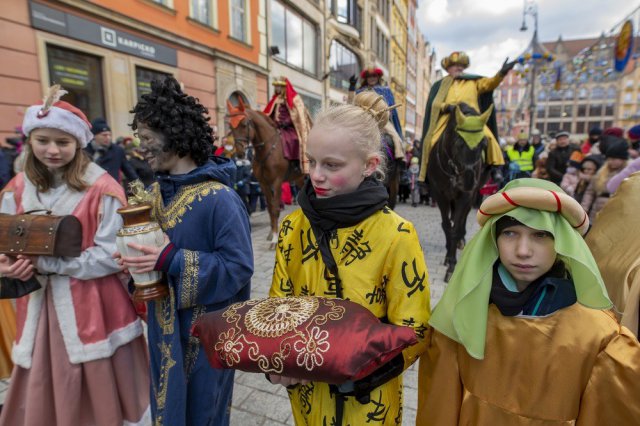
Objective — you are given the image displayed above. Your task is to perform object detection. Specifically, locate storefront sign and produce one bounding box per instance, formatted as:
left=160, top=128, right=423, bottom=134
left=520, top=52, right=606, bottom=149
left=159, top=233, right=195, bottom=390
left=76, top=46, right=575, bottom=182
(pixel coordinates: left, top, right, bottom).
left=30, top=1, right=177, bottom=67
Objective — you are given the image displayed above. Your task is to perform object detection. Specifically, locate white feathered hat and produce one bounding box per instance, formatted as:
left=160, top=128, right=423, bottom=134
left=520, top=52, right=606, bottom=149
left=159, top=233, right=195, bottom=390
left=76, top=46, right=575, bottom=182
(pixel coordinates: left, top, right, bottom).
left=22, top=85, right=93, bottom=148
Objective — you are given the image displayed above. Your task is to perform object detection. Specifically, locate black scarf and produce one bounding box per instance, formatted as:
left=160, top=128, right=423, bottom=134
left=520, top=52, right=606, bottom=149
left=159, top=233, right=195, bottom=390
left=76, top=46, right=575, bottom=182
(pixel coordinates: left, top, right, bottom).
left=490, top=262, right=567, bottom=316
left=297, top=177, right=388, bottom=298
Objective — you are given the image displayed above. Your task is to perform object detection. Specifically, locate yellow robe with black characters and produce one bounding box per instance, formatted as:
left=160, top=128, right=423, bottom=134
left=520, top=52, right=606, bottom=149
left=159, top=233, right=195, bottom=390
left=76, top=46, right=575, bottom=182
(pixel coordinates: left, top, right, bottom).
left=270, top=207, right=431, bottom=426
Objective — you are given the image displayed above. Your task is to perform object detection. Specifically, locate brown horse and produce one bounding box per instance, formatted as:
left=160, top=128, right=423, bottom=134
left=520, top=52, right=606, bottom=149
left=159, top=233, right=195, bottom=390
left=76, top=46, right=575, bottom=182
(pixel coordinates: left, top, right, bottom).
left=226, top=99, right=304, bottom=248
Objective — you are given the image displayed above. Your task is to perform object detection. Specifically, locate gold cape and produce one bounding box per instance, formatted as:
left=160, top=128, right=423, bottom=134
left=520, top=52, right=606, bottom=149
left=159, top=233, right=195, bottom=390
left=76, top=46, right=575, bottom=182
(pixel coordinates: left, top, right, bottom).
left=270, top=208, right=431, bottom=425
left=417, top=304, right=640, bottom=425
left=586, top=172, right=640, bottom=336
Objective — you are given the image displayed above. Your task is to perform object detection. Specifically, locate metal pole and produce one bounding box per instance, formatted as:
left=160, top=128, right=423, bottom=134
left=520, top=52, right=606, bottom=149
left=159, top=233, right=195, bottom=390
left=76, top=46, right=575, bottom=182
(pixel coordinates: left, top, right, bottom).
left=529, top=61, right=536, bottom=137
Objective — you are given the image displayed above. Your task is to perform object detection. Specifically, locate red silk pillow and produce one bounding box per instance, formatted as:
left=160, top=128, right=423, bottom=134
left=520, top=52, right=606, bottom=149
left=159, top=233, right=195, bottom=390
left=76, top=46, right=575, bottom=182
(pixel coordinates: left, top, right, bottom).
left=192, top=296, right=418, bottom=384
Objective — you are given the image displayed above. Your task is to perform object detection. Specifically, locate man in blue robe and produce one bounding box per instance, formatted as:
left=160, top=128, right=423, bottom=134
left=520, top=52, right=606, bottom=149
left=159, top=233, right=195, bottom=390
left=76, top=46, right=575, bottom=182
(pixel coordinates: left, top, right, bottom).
left=121, top=77, right=253, bottom=425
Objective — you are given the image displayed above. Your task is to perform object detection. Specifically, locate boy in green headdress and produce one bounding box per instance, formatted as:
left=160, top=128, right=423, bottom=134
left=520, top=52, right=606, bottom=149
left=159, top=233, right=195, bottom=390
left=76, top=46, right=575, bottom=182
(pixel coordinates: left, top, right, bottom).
left=417, top=178, right=640, bottom=425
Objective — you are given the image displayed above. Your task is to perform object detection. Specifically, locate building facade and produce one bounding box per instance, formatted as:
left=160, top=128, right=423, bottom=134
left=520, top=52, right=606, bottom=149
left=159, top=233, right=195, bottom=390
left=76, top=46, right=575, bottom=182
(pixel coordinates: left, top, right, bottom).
left=496, top=34, right=636, bottom=140
left=617, top=57, right=640, bottom=129
left=415, top=34, right=437, bottom=140
left=0, top=0, right=269, bottom=142
left=389, top=0, right=407, bottom=129
left=404, top=0, right=418, bottom=139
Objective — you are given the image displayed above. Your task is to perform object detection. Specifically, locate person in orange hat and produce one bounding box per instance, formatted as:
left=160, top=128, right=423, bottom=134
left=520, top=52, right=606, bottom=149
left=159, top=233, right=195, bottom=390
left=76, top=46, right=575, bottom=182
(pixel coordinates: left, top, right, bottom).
left=419, top=52, right=515, bottom=183
left=263, top=77, right=312, bottom=173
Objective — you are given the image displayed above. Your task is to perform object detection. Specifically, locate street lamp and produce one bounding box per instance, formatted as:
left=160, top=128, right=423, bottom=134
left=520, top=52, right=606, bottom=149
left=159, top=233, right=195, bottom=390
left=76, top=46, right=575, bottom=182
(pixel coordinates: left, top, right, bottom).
left=515, top=0, right=554, bottom=138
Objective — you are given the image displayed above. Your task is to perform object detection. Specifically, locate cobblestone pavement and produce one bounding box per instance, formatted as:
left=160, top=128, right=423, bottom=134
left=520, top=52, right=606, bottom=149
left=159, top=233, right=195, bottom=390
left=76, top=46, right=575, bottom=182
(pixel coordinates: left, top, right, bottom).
left=0, top=202, right=479, bottom=422
left=231, top=201, right=479, bottom=426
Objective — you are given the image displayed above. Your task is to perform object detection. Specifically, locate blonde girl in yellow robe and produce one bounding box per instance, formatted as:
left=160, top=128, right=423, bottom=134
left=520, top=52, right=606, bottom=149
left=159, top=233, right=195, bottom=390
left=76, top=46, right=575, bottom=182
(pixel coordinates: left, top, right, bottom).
left=269, top=97, right=431, bottom=425
left=417, top=178, right=640, bottom=425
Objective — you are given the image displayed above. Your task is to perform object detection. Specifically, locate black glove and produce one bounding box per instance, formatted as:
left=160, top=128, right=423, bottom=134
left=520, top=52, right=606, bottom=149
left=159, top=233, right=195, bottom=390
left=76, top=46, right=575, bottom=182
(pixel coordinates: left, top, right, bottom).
left=348, top=74, right=358, bottom=91
left=500, top=57, right=517, bottom=76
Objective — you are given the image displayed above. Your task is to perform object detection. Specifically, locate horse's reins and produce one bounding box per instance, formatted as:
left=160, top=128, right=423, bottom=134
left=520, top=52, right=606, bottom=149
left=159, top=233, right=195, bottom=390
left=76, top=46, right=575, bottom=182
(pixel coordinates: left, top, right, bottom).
left=434, top=125, right=485, bottom=185
left=229, top=111, right=280, bottom=168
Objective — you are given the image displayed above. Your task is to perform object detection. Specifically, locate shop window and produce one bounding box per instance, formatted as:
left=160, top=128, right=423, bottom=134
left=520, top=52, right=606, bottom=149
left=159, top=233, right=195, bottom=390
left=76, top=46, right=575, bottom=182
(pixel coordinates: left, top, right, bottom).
left=576, top=121, right=586, bottom=134
left=589, top=104, right=603, bottom=116
left=605, top=103, right=614, bottom=117
left=47, top=45, right=105, bottom=122
left=152, top=0, right=174, bottom=7
left=377, top=0, right=389, bottom=22
left=548, top=106, right=561, bottom=118
left=577, top=104, right=587, bottom=117
left=547, top=122, right=560, bottom=132
left=604, top=120, right=613, bottom=129
left=578, top=88, right=588, bottom=99
left=190, top=0, right=217, bottom=28
left=331, top=0, right=360, bottom=32
left=563, top=105, right=573, bottom=118
left=136, top=67, right=171, bottom=100
left=329, top=40, right=360, bottom=91
left=230, top=0, right=247, bottom=42
left=591, top=86, right=604, bottom=100
left=299, top=93, right=322, bottom=116
left=271, top=1, right=317, bottom=75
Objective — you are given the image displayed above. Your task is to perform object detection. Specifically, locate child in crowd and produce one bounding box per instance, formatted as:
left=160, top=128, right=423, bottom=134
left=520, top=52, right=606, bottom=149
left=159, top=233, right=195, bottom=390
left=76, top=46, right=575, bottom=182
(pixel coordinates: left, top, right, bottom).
left=417, top=178, right=640, bottom=425
left=560, top=153, right=601, bottom=203
left=0, top=86, right=149, bottom=425
left=581, top=138, right=629, bottom=223
left=269, top=98, right=431, bottom=425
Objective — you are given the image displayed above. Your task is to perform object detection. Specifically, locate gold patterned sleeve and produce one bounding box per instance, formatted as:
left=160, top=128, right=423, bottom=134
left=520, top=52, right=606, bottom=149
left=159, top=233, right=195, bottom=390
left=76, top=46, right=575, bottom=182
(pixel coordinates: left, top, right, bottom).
left=385, top=220, right=431, bottom=369
left=416, top=329, right=463, bottom=426
left=576, top=326, right=640, bottom=424
left=269, top=217, right=295, bottom=298
left=476, top=72, right=504, bottom=94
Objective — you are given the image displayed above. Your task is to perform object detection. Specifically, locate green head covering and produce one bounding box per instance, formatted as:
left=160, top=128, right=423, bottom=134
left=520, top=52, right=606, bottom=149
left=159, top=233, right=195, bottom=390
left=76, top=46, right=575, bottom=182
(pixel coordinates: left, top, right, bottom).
left=454, top=104, right=494, bottom=149
left=429, top=178, right=612, bottom=360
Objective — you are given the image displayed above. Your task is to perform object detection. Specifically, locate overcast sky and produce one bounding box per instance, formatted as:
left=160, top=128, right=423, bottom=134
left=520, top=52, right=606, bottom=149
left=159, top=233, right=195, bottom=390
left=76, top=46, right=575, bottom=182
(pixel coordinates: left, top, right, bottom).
left=417, top=0, right=639, bottom=76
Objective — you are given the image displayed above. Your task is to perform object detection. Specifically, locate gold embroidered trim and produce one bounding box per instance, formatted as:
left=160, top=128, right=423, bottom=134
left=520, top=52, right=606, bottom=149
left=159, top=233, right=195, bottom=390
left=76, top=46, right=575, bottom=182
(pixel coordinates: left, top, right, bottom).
left=244, top=297, right=320, bottom=338
left=185, top=305, right=207, bottom=377
left=154, top=341, right=176, bottom=426
left=152, top=181, right=228, bottom=230
left=155, top=286, right=176, bottom=336
left=216, top=298, right=345, bottom=374
left=181, top=250, right=200, bottom=308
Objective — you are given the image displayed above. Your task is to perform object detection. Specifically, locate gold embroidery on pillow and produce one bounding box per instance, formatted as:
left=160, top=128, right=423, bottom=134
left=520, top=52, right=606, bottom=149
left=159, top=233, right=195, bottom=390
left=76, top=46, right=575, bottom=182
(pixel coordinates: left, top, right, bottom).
left=244, top=297, right=320, bottom=338
left=214, top=298, right=347, bottom=374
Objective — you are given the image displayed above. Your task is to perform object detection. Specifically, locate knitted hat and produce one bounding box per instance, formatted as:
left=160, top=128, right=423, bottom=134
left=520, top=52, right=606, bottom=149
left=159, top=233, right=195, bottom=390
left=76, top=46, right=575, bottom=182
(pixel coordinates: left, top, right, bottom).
left=91, top=117, right=111, bottom=135
left=581, top=155, right=602, bottom=170
left=604, top=138, right=630, bottom=160
left=589, top=127, right=603, bottom=137
left=628, top=124, right=640, bottom=141
left=516, top=132, right=528, bottom=141
left=22, top=85, right=93, bottom=148
left=603, top=127, right=624, bottom=138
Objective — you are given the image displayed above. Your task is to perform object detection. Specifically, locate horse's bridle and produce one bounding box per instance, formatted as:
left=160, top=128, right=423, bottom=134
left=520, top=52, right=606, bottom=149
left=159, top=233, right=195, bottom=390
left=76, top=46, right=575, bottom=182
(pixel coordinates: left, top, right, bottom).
left=227, top=111, right=280, bottom=167
left=434, top=128, right=486, bottom=187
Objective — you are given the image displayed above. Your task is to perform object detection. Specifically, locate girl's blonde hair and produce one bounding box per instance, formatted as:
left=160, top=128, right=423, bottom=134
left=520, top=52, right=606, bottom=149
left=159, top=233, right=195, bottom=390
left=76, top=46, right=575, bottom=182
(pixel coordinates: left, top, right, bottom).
left=312, top=96, right=389, bottom=179
left=24, top=136, right=90, bottom=193
left=353, top=91, right=391, bottom=131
